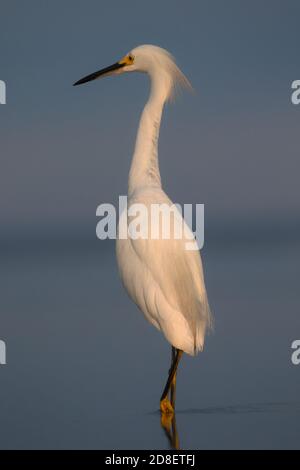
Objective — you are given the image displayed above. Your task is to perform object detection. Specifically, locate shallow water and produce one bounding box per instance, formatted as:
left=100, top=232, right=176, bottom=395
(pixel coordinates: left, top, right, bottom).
left=0, top=237, right=299, bottom=449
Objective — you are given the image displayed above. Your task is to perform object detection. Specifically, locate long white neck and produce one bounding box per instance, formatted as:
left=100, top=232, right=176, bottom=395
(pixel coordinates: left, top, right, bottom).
left=128, top=72, right=169, bottom=195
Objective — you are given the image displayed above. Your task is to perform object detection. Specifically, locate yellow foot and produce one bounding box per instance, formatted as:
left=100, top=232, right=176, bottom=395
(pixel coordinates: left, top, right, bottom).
left=160, top=397, right=174, bottom=415
left=160, top=411, right=173, bottom=433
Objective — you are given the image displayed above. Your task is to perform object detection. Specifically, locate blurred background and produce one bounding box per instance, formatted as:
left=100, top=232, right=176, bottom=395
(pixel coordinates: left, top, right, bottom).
left=0, top=0, right=299, bottom=449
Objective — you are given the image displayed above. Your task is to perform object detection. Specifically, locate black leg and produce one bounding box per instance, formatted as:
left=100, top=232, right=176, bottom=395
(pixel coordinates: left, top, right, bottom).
left=170, top=347, right=177, bottom=407
left=160, top=348, right=183, bottom=403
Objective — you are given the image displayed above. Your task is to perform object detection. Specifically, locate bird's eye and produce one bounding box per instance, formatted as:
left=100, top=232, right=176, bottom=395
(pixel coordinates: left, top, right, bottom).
left=128, top=55, right=134, bottom=63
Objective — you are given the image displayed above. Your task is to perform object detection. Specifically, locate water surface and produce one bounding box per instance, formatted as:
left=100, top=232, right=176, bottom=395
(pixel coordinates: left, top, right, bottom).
left=0, top=236, right=299, bottom=449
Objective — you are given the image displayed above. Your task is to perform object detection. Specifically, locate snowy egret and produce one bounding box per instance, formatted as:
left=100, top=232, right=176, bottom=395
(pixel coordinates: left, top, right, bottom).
left=74, top=45, right=212, bottom=414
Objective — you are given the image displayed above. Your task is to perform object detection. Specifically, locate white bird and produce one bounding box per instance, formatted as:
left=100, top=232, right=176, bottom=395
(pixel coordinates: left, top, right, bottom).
left=74, top=45, right=212, bottom=414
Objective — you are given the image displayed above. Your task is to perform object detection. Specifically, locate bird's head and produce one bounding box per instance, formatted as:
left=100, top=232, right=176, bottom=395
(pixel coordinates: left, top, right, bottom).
left=73, top=44, right=191, bottom=101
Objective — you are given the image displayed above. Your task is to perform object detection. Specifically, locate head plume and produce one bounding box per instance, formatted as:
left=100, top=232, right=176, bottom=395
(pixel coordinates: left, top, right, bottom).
left=129, top=45, right=192, bottom=102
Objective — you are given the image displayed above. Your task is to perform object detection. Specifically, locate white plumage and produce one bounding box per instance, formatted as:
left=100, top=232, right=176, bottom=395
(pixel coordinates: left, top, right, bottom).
left=74, top=44, right=212, bottom=413
left=115, top=45, right=212, bottom=355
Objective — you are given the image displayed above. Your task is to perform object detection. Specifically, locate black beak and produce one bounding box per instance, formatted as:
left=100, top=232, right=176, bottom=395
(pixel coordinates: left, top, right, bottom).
left=73, top=62, right=125, bottom=86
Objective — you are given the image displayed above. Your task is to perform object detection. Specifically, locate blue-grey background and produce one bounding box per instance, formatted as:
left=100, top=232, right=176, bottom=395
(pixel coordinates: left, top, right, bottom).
left=0, top=0, right=299, bottom=449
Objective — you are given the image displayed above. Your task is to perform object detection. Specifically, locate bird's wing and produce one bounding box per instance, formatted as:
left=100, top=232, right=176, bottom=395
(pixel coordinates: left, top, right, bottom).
left=127, top=192, right=212, bottom=352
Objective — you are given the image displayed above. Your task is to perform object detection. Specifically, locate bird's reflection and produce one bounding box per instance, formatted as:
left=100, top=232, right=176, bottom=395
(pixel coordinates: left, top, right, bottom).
left=160, top=412, right=180, bottom=450
left=157, top=401, right=300, bottom=449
